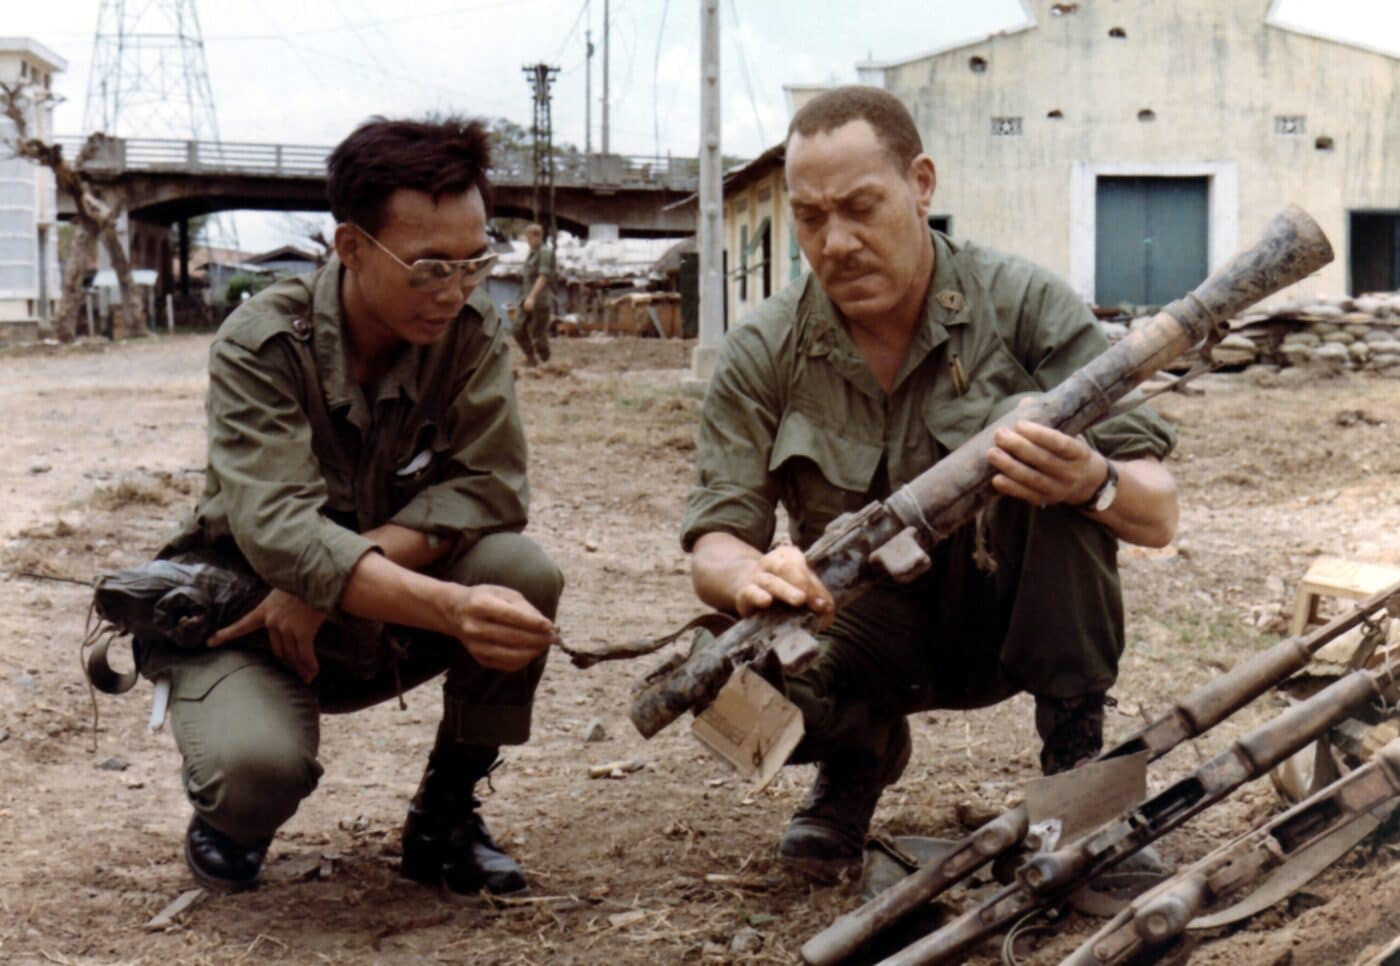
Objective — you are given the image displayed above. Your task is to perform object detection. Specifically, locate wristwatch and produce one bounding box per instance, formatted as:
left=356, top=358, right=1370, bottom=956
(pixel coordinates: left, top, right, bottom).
left=1073, top=458, right=1119, bottom=512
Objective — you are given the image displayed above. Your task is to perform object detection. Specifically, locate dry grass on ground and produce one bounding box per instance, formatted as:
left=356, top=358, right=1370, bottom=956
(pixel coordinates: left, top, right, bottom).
left=0, top=334, right=1396, bottom=964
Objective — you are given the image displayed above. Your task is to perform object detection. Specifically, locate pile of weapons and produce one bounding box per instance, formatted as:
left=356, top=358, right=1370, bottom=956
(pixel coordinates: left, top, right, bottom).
left=800, top=586, right=1399, bottom=965
left=620, top=209, right=1400, bottom=962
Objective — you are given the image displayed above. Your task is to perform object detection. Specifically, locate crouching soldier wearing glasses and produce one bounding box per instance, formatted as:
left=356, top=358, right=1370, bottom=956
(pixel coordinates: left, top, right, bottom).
left=151, top=116, right=563, bottom=895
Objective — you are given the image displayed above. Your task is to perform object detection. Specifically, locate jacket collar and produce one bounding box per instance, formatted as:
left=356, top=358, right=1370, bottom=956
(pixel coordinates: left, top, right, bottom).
left=307, top=255, right=482, bottom=429
left=797, top=229, right=970, bottom=397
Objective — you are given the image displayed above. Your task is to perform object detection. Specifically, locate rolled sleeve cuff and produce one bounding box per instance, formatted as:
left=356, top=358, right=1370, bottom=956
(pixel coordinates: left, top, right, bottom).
left=294, top=527, right=381, bottom=614
left=681, top=490, right=775, bottom=553
left=1087, top=407, right=1178, bottom=463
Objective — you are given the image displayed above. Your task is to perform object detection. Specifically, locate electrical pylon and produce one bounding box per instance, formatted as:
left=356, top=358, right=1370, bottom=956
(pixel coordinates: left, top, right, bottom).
left=523, top=63, right=559, bottom=244
left=83, top=0, right=238, bottom=250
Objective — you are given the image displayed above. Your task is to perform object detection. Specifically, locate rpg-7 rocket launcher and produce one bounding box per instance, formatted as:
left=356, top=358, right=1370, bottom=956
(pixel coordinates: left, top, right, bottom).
left=629, top=205, right=1335, bottom=741
left=1062, top=734, right=1400, bottom=966
left=801, top=580, right=1400, bottom=965
left=878, top=661, right=1400, bottom=965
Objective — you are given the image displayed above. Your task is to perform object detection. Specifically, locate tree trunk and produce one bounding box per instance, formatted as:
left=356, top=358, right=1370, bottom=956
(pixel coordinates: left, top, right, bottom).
left=100, top=225, right=145, bottom=339
left=53, top=222, right=94, bottom=342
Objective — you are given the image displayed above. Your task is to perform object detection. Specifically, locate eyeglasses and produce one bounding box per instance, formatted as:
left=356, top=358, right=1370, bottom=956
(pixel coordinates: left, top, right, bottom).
left=353, top=224, right=498, bottom=290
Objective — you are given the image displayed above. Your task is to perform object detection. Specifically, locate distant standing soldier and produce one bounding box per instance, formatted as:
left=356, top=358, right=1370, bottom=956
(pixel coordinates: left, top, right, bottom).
left=516, top=223, right=555, bottom=365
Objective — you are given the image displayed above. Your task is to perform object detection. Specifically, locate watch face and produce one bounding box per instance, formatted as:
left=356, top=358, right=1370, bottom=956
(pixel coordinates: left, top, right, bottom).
left=1095, top=480, right=1117, bottom=511
left=1094, top=462, right=1119, bottom=511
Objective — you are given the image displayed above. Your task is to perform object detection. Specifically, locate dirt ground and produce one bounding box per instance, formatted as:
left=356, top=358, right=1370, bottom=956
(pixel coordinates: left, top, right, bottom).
left=0, top=333, right=1396, bottom=965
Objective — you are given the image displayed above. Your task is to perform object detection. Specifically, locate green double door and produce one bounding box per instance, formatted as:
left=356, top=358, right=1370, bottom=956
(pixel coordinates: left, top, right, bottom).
left=1096, top=176, right=1208, bottom=309
left=1349, top=212, right=1400, bottom=295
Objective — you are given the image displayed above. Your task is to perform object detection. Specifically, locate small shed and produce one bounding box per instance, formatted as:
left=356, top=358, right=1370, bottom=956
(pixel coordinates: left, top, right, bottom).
left=604, top=291, right=683, bottom=338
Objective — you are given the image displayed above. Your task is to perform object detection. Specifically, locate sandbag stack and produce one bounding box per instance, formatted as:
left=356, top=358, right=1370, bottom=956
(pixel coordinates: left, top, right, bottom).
left=1101, top=292, right=1400, bottom=375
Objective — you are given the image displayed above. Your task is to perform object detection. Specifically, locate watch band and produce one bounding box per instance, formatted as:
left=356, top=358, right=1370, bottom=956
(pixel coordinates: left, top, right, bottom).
left=1072, top=458, right=1118, bottom=512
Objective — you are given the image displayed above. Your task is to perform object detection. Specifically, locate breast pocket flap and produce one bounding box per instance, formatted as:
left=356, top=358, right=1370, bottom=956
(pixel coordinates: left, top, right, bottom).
left=768, top=407, right=883, bottom=493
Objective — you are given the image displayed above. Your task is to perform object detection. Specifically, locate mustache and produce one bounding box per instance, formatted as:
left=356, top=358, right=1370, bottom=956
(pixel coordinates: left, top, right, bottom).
left=825, top=260, right=875, bottom=281
left=817, top=253, right=873, bottom=277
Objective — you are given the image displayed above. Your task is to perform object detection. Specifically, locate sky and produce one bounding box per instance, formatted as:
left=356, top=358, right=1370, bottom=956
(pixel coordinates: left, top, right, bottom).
left=6, top=0, right=1398, bottom=250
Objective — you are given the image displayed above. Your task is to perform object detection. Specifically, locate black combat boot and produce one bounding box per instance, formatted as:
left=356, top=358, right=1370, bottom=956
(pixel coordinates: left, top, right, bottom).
left=184, top=815, right=269, bottom=892
left=401, top=740, right=527, bottom=895
left=778, top=719, right=912, bottom=877
left=1035, top=692, right=1173, bottom=879
left=1035, top=692, right=1107, bottom=776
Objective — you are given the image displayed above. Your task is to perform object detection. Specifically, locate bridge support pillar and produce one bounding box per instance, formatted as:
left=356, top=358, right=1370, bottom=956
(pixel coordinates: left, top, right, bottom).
left=178, top=218, right=190, bottom=297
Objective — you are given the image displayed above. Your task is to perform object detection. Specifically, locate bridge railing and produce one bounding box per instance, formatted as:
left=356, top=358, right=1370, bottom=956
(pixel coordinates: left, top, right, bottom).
left=56, top=135, right=702, bottom=190
left=56, top=136, right=330, bottom=177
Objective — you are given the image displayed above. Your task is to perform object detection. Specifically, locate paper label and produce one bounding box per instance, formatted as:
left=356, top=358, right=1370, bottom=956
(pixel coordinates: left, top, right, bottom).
left=1023, top=750, right=1150, bottom=842
left=691, top=666, right=805, bottom=792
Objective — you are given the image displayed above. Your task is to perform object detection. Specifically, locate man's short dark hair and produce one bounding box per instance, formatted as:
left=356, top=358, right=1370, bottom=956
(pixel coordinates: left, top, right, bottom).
left=327, top=116, right=493, bottom=232
left=786, top=86, right=923, bottom=170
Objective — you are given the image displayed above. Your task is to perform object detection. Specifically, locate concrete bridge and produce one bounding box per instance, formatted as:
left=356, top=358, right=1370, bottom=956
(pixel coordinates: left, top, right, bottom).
left=57, top=136, right=700, bottom=239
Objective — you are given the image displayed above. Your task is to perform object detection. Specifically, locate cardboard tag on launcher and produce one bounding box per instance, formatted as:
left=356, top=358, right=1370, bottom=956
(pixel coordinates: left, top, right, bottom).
left=1023, top=750, right=1150, bottom=843
left=691, top=666, right=805, bottom=791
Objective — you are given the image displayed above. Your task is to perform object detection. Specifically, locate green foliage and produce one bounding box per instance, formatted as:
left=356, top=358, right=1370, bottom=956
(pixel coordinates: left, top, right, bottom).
left=488, top=116, right=581, bottom=160
left=225, top=272, right=271, bottom=304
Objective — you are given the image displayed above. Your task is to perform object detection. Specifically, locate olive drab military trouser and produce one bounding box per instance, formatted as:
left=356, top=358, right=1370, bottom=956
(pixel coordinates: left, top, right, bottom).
left=782, top=497, right=1124, bottom=769
left=512, top=299, right=552, bottom=363
left=164, top=532, right=563, bottom=848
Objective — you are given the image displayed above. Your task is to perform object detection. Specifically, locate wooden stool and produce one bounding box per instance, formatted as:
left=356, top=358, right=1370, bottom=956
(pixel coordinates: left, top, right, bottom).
left=1290, top=556, right=1400, bottom=636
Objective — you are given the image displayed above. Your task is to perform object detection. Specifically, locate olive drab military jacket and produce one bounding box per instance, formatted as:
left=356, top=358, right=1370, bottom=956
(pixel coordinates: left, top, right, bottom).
left=682, top=231, right=1177, bottom=553
left=166, top=255, right=529, bottom=621
left=522, top=243, right=556, bottom=307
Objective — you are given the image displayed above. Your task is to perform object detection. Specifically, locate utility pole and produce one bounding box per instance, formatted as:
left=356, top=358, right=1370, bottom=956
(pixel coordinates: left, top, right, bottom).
left=585, top=24, right=593, bottom=157
left=601, top=0, right=610, bottom=155
left=693, top=0, right=723, bottom=380
left=523, top=63, right=560, bottom=244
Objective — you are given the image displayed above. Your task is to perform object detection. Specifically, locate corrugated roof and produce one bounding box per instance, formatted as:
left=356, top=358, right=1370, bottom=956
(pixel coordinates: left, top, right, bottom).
left=721, top=141, right=785, bottom=195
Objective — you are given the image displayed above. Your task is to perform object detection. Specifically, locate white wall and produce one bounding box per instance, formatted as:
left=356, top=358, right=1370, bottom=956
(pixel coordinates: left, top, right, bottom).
left=880, top=0, right=1400, bottom=304
left=0, top=45, right=63, bottom=322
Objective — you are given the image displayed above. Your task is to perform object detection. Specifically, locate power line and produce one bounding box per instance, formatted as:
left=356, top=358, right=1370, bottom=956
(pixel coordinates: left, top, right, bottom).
left=651, top=0, right=670, bottom=157
left=554, top=0, right=592, bottom=62
left=615, top=6, right=638, bottom=107
left=200, top=0, right=558, bottom=42
left=725, top=0, right=768, bottom=145
left=334, top=1, right=396, bottom=80
left=248, top=0, right=500, bottom=126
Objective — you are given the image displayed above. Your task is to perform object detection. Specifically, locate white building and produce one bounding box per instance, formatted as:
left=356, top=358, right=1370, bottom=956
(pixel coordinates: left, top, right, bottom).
left=0, top=38, right=65, bottom=339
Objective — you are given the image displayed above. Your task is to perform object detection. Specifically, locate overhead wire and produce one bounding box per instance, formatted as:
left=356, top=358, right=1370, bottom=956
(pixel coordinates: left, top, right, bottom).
left=205, top=0, right=557, bottom=42
left=616, top=5, right=640, bottom=117
left=334, top=2, right=396, bottom=81
left=651, top=0, right=670, bottom=157
left=725, top=0, right=769, bottom=146
left=554, top=0, right=592, bottom=62
left=348, top=0, right=414, bottom=78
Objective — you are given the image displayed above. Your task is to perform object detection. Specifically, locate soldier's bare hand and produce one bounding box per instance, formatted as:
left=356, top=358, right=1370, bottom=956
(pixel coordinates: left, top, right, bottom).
left=988, top=421, right=1107, bottom=508
left=733, top=545, right=835, bottom=626
left=439, top=584, right=557, bottom=672
left=209, top=588, right=325, bottom=684
left=523, top=296, right=536, bottom=313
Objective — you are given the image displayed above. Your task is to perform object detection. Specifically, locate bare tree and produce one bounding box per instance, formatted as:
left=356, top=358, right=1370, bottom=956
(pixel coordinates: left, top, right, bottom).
left=0, top=81, right=144, bottom=341
left=278, top=212, right=335, bottom=266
